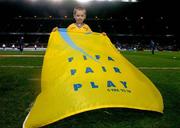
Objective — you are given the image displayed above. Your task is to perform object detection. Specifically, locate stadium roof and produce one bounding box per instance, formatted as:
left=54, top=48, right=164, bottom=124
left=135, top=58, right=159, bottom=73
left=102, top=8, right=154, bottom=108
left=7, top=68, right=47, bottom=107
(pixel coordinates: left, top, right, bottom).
left=0, top=0, right=178, bottom=18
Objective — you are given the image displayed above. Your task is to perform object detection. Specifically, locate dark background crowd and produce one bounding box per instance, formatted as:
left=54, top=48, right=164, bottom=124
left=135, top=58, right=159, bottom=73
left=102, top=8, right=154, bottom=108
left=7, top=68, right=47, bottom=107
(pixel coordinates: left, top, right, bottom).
left=0, top=0, right=179, bottom=51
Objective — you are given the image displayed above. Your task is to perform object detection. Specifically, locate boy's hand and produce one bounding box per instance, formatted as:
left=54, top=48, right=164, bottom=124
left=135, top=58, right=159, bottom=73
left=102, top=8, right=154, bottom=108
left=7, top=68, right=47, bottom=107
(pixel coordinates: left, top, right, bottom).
left=52, top=27, right=58, bottom=32
left=102, top=32, right=107, bottom=36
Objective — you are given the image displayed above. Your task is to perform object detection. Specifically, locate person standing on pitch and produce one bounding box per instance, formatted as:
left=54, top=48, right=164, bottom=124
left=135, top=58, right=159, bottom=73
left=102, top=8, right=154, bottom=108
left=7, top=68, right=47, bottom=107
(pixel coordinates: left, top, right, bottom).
left=19, top=36, right=24, bottom=53
left=52, top=6, right=106, bottom=35
left=150, top=40, right=156, bottom=54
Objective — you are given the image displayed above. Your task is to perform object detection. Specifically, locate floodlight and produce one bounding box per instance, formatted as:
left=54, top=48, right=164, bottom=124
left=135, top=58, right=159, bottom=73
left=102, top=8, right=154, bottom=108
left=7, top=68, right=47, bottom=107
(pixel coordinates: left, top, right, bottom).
left=76, top=0, right=92, bottom=3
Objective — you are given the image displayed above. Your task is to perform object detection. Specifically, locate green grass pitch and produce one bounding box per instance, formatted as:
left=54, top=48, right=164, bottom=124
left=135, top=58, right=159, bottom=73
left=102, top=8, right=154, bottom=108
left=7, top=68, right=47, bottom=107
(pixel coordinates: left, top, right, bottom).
left=0, top=51, right=179, bottom=128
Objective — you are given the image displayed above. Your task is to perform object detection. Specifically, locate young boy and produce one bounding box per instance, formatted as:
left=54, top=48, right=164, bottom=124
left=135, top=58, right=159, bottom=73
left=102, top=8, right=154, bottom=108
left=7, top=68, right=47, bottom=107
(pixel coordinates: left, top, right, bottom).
left=67, top=6, right=92, bottom=33
left=52, top=6, right=106, bottom=35
left=52, top=6, right=91, bottom=33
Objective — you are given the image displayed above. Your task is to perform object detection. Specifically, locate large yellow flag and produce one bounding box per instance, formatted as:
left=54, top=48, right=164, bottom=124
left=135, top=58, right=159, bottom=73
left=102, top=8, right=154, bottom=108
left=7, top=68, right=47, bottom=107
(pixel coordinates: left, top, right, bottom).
left=23, top=29, right=163, bottom=128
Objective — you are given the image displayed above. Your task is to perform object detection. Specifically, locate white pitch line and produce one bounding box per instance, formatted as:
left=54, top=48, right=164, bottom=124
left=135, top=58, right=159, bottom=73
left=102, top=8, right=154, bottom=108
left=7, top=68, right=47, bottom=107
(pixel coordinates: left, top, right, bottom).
left=0, top=55, right=43, bottom=57
left=138, top=67, right=180, bottom=70
left=28, top=78, right=40, bottom=81
left=0, top=65, right=41, bottom=68
left=0, top=65, right=180, bottom=70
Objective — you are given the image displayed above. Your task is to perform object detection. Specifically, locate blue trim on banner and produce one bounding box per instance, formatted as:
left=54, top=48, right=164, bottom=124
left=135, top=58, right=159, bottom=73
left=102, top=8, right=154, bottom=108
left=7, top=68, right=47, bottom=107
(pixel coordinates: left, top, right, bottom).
left=58, top=29, right=97, bottom=62
left=59, top=28, right=67, bottom=32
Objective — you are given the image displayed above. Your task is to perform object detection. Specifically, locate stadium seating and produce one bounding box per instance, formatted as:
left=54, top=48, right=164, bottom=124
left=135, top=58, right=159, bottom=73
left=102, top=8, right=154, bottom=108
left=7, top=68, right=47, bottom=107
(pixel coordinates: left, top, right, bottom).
left=0, top=17, right=178, bottom=50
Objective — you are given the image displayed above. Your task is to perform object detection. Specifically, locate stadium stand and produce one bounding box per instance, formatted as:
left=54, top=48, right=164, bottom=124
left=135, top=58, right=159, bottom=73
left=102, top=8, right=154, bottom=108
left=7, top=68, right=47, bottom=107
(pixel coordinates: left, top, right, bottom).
left=0, top=0, right=179, bottom=51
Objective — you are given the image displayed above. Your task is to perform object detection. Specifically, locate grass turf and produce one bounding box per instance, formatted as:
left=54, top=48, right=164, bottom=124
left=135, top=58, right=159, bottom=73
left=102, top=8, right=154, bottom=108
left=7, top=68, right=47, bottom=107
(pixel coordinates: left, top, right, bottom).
left=0, top=51, right=179, bottom=128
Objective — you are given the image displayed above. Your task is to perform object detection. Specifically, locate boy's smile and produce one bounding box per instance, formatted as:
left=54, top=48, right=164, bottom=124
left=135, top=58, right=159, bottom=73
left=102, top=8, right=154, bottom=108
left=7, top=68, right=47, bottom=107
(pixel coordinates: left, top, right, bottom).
left=74, top=10, right=86, bottom=24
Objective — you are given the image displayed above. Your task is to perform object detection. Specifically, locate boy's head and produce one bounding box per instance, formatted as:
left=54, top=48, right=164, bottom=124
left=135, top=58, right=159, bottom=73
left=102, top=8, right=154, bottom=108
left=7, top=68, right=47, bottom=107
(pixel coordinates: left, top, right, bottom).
left=73, top=6, right=86, bottom=24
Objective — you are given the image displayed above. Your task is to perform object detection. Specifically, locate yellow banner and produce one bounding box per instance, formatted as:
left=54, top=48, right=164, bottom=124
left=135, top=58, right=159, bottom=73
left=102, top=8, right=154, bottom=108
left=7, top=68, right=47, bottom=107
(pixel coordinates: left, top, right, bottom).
left=23, top=29, right=163, bottom=128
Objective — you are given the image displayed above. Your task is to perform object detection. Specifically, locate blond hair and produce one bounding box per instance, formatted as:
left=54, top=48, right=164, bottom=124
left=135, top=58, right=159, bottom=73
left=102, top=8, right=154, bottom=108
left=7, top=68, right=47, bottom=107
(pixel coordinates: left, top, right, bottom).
left=73, top=6, right=86, bottom=16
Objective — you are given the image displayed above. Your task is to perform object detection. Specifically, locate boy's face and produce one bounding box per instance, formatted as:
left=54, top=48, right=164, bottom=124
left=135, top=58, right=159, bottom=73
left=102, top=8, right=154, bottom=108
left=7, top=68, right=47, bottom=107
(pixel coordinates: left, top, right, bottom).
left=74, top=10, right=86, bottom=24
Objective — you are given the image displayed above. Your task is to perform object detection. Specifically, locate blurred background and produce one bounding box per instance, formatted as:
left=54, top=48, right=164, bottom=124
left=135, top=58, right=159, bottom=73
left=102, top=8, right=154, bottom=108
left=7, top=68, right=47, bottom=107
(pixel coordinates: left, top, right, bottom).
left=0, top=0, right=179, bottom=51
